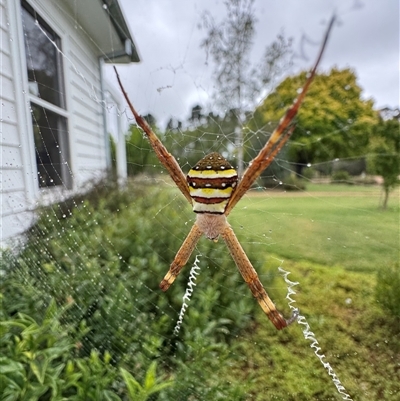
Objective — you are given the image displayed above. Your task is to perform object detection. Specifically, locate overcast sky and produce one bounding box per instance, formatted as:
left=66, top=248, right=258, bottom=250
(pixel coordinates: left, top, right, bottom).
left=106, top=0, right=399, bottom=128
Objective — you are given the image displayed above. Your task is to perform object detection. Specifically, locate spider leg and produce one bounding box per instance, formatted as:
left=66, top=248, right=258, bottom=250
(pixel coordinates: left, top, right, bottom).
left=225, top=126, right=295, bottom=216
left=114, top=67, right=192, bottom=205
left=221, top=225, right=296, bottom=330
left=160, top=223, right=203, bottom=291
left=225, top=16, right=335, bottom=216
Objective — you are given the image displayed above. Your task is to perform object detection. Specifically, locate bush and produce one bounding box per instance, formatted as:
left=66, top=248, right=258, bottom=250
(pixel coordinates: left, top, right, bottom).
left=331, top=170, right=351, bottom=183
left=1, top=180, right=270, bottom=400
left=376, top=263, right=400, bottom=319
left=301, top=166, right=317, bottom=180
left=0, top=299, right=172, bottom=401
left=282, top=175, right=307, bottom=191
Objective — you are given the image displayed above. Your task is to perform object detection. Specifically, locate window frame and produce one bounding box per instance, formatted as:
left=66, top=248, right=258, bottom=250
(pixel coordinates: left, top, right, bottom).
left=20, top=0, right=73, bottom=189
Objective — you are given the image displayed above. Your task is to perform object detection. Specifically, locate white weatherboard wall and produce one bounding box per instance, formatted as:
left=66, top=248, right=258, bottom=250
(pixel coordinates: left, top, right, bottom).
left=1, top=0, right=121, bottom=245
left=1, top=0, right=37, bottom=243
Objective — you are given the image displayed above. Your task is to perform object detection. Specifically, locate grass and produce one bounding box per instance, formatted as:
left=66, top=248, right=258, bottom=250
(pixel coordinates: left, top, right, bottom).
left=222, top=184, right=400, bottom=400
left=229, top=184, right=399, bottom=272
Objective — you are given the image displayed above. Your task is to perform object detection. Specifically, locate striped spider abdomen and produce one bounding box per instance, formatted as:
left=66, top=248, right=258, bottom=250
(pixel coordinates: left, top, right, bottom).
left=187, top=152, right=238, bottom=214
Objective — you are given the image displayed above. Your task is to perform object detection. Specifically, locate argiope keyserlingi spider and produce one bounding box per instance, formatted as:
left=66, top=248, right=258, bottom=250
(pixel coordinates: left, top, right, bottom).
left=114, top=17, right=334, bottom=330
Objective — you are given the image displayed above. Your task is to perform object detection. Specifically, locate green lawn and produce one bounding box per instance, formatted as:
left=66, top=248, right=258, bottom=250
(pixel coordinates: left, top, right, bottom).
left=229, top=184, right=399, bottom=272
left=223, top=184, right=400, bottom=400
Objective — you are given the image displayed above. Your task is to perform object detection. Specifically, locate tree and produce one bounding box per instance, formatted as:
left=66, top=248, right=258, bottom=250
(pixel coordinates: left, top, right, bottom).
left=250, top=68, right=379, bottom=175
left=200, top=0, right=292, bottom=177
left=126, top=116, right=160, bottom=176
left=368, top=110, right=400, bottom=209
left=164, top=108, right=242, bottom=171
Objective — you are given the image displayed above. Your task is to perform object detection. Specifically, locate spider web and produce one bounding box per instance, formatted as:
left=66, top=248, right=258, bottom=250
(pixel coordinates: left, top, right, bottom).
left=2, top=1, right=399, bottom=401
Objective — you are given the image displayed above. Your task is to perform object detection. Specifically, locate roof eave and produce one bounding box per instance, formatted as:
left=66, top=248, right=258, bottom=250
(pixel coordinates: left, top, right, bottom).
left=100, top=0, right=140, bottom=63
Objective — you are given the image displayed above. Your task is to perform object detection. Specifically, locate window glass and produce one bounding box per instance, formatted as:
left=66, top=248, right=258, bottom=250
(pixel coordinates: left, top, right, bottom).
left=21, top=1, right=65, bottom=108
left=31, top=104, right=72, bottom=188
left=21, top=1, right=71, bottom=188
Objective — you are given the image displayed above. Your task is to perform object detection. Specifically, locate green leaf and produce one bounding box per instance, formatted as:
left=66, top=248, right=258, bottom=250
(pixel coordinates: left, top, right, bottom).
left=143, top=361, right=157, bottom=390
left=0, top=357, right=24, bottom=374
left=120, top=364, right=174, bottom=401
left=103, top=389, right=122, bottom=401
left=44, top=298, right=58, bottom=321
left=30, top=358, right=48, bottom=384
left=25, top=382, right=49, bottom=398
left=43, top=346, right=73, bottom=361
left=120, top=367, right=143, bottom=399
left=145, top=379, right=174, bottom=398
left=1, top=378, right=23, bottom=401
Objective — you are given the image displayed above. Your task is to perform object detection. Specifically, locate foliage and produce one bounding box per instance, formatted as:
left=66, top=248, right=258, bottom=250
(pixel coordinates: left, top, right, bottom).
left=0, top=299, right=170, bottom=401
left=1, top=181, right=265, bottom=400
left=1, top=300, right=75, bottom=401
left=330, top=171, right=377, bottom=186
left=109, top=134, right=117, bottom=175
left=120, top=363, right=173, bottom=401
left=331, top=170, right=351, bottom=183
left=332, top=157, right=366, bottom=176
left=251, top=68, right=378, bottom=175
left=281, top=175, right=307, bottom=191
left=367, top=113, right=400, bottom=208
left=126, top=125, right=160, bottom=176
left=126, top=107, right=252, bottom=177
left=376, top=263, right=400, bottom=319
left=165, top=108, right=241, bottom=169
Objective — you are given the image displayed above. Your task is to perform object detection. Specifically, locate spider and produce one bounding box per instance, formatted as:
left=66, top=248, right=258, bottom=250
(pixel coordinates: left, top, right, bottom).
left=114, top=17, right=334, bottom=330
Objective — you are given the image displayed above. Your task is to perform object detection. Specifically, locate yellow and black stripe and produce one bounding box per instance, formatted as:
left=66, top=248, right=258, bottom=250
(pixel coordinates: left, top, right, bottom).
left=187, top=152, right=238, bottom=214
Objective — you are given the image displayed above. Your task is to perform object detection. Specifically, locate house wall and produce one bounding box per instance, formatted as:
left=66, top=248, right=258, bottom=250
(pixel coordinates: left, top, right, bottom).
left=1, top=0, right=37, bottom=243
left=1, top=0, right=114, bottom=245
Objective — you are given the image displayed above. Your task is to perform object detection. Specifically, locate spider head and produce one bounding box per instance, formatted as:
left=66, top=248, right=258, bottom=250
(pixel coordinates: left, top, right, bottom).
left=187, top=152, right=238, bottom=214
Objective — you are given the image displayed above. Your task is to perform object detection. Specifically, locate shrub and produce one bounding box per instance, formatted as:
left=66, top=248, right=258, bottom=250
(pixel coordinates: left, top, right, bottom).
left=376, top=263, right=400, bottom=320
left=0, top=299, right=172, bottom=401
left=282, top=175, right=307, bottom=191
left=2, top=180, right=269, bottom=400
left=301, top=166, right=316, bottom=180
left=331, top=170, right=351, bottom=183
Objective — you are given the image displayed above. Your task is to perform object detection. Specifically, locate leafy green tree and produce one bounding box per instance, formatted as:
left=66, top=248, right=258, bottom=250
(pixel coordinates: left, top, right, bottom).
left=125, top=115, right=160, bottom=176
left=368, top=110, right=400, bottom=209
left=163, top=107, right=244, bottom=171
left=251, top=68, right=378, bottom=175
left=126, top=106, right=242, bottom=176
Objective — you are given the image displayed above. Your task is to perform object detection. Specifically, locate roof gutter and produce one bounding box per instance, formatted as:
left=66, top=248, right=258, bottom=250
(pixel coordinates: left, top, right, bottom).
left=100, top=0, right=140, bottom=62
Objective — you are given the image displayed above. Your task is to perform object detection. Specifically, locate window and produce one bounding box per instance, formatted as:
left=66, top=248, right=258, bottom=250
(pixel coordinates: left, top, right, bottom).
left=31, top=104, right=70, bottom=187
left=21, top=0, right=72, bottom=189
